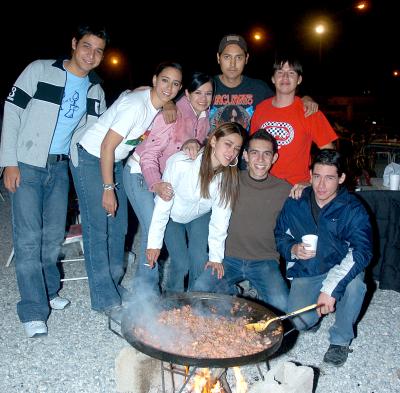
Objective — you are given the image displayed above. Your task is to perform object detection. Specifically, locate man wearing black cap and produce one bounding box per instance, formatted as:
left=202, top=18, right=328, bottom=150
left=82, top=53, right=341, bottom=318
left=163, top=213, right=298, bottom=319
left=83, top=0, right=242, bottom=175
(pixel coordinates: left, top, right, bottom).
left=162, top=34, right=316, bottom=132
left=210, top=34, right=317, bottom=132
left=210, top=34, right=273, bottom=131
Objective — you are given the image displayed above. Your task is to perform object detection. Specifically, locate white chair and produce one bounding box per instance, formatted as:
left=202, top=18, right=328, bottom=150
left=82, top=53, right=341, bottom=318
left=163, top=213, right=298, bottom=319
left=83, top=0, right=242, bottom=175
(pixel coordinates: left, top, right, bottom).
left=6, top=224, right=87, bottom=282
left=60, top=224, right=87, bottom=282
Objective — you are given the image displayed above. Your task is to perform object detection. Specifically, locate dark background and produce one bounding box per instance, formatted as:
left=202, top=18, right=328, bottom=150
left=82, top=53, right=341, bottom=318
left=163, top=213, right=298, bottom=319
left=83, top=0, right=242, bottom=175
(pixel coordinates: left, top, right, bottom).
left=2, top=1, right=398, bottom=127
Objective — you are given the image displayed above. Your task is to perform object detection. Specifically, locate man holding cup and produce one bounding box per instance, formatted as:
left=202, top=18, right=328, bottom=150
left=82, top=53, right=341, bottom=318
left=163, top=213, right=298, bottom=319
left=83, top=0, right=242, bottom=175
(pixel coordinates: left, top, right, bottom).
left=275, top=149, right=372, bottom=367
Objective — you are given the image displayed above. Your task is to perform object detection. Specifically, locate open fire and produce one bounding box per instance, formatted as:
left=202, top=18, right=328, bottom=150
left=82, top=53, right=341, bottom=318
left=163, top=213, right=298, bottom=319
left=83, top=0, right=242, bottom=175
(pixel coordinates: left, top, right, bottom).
left=189, top=367, right=247, bottom=393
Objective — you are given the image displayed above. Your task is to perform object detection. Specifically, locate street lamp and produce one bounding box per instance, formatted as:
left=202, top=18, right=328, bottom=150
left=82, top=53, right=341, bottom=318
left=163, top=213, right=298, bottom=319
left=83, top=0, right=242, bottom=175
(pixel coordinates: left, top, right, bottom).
left=355, top=1, right=368, bottom=11
left=315, top=23, right=326, bottom=64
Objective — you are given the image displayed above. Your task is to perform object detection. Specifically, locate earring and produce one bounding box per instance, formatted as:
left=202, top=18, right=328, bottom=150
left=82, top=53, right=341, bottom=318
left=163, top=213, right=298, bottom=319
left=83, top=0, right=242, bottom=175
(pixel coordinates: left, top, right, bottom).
left=229, top=156, right=239, bottom=167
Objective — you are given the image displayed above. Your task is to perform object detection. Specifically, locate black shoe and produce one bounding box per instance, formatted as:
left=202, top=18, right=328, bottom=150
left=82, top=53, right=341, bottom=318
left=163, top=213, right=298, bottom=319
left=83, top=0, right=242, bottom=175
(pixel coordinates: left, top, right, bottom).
left=323, top=344, right=352, bottom=367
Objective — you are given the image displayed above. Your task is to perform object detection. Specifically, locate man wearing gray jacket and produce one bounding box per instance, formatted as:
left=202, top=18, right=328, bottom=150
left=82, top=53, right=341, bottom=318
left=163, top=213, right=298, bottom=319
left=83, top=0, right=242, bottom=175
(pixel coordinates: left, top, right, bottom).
left=0, top=24, right=109, bottom=338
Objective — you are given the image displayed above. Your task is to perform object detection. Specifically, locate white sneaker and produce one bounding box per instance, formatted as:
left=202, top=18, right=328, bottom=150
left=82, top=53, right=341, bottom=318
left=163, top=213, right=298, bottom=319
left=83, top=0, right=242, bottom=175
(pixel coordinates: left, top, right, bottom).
left=23, top=321, right=47, bottom=338
left=49, top=296, right=70, bottom=310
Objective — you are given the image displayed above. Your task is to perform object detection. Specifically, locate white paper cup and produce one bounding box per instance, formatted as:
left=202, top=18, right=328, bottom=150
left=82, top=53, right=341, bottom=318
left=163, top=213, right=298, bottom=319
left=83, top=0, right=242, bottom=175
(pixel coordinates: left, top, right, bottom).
left=389, top=174, right=400, bottom=190
left=301, top=234, right=318, bottom=251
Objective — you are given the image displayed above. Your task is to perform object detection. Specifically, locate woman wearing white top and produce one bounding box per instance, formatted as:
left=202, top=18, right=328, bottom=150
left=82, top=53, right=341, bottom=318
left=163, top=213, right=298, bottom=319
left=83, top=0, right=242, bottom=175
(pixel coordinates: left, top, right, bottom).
left=147, top=122, right=246, bottom=292
left=70, top=62, right=182, bottom=313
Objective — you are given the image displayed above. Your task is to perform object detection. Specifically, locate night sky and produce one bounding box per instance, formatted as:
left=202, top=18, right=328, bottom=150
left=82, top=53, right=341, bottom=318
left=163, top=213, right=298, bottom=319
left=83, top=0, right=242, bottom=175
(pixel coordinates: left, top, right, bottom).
left=2, top=1, right=398, bottom=125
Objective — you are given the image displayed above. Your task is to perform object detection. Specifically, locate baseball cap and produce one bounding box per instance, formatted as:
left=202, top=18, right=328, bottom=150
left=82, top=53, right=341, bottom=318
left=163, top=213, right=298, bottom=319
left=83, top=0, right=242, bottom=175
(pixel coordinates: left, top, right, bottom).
left=218, top=34, right=248, bottom=54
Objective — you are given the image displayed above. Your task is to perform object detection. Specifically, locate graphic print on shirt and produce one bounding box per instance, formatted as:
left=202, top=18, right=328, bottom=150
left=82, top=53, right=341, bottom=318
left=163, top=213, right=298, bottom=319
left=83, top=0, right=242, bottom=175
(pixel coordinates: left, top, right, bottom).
left=63, top=91, right=80, bottom=118
left=210, top=93, right=255, bottom=131
left=260, top=121, right=295, bottom=148
left=125, top=130, right=150, bottom=147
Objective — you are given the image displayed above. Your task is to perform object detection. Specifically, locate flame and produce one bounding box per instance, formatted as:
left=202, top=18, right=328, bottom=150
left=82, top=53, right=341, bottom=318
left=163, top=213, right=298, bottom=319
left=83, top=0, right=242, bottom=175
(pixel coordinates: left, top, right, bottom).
left=189, top=367, right=247, bottom=393
left=190, top=368, right=223, bottom=393
left=233, top=367, right=247, bottom=393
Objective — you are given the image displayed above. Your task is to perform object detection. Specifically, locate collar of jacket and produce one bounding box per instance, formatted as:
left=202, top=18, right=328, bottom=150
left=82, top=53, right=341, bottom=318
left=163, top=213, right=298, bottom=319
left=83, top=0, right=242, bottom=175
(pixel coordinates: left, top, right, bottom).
left=302, top=185, right=348, bottom=207
left=52, top=58, right=103, bottom=85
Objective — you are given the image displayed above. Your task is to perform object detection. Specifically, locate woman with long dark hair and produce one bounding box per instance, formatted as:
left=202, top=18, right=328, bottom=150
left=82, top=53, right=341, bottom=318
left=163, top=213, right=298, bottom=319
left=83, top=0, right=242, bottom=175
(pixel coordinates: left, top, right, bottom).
left=124, top=72, right=214, bottom=293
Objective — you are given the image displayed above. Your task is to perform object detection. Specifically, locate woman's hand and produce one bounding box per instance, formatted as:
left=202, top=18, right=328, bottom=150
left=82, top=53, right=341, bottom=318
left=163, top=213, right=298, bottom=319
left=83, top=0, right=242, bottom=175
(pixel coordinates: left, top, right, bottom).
left=182, top=139, right=201, bottom=160
left=153, top=182, right=174, bottom=201
left=102, top=189, right=118, bottom=217
left=146, top=249, right=161, bottom=268
left=162, top=101, right=177, bottom=124
left=204, top=261, right=224, bottom=279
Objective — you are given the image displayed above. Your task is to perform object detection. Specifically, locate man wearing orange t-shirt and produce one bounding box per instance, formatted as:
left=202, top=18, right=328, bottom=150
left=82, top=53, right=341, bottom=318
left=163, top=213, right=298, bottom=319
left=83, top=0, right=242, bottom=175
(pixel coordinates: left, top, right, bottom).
left=250, top=56, right=337, bottom=196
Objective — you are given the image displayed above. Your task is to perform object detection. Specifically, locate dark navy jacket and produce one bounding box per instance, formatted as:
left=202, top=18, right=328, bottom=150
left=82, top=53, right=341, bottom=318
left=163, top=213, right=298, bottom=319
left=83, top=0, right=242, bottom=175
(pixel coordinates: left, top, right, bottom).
left=274, top=187, right=372, bottom=300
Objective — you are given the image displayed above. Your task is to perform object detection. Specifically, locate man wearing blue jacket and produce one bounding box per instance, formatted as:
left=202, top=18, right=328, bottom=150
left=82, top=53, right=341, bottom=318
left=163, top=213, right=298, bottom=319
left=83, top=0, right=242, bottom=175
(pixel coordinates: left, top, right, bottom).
left=275, top=149, right=372, bottom=366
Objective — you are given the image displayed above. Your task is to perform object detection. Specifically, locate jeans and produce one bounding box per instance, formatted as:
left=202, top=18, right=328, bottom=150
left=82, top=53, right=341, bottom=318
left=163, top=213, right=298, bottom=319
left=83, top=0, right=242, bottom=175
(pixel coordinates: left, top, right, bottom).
left=287, top=272, right=367, bottom=346
left=163, top=212, right=210, bottom=292
left=12, top=161, right=69, bottom=322
left=123, top=166, right=160, bottom=293
left=192, top=257, right=289, bottom=312
left=70, top=146, right=127, bottom=311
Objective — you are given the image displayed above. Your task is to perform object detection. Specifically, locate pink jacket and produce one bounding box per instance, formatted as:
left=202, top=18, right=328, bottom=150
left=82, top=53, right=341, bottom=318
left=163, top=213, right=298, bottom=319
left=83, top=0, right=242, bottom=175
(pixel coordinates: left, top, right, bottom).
left=135, top=95, right=210, bottom=190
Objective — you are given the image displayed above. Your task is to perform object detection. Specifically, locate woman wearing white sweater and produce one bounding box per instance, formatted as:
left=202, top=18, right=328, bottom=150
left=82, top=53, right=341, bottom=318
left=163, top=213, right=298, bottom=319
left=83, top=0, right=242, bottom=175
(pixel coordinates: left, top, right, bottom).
left=146, top=122, right=246, bottom=292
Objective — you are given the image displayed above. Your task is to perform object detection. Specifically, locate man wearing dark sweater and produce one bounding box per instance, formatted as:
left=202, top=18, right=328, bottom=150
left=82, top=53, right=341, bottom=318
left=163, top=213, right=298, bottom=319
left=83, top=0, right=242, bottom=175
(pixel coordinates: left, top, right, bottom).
left=192, top=130, right=291, bottom=312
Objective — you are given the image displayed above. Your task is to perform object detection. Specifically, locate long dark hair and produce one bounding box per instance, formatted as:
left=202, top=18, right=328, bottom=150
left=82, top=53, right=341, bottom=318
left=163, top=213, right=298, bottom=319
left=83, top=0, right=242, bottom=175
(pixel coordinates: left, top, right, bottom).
left=199, top=122, right=246, bottom=209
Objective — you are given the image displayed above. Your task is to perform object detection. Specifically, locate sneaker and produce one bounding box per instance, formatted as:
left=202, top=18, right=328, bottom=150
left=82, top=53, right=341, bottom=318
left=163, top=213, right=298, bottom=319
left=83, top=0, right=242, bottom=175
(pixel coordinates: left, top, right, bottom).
left=23, top=321, right=47, bottom=338
left=49, top=296, right=70, bottom=310
left=323, top=344, right=353, bottom=367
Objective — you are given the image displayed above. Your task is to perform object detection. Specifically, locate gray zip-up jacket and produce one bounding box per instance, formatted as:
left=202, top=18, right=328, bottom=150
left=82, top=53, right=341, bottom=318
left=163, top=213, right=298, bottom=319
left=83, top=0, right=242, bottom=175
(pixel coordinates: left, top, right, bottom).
left=0, top=59, right=106, bottom=168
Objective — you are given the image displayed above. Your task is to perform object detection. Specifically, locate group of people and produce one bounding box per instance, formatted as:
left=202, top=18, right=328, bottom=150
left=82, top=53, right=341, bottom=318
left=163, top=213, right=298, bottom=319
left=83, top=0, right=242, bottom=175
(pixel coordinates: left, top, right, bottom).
left=0, top=25, right=373, bottom=368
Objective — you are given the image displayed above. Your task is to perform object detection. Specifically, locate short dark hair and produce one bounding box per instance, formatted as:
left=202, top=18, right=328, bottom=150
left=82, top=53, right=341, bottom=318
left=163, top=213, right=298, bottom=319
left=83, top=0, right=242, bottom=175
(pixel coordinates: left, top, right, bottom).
left=74, top=24, right=110, bottom=45
left=272, top=54, right=303, bottom=77
left=245, top=129, right=278, bottom=154
left=311, top=149, right=344, bottom=176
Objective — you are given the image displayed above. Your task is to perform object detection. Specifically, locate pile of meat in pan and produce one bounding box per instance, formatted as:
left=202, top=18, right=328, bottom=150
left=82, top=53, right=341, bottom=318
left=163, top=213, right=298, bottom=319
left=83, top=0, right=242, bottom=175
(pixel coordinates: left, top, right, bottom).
left=133, top=304, right=282, bottom=359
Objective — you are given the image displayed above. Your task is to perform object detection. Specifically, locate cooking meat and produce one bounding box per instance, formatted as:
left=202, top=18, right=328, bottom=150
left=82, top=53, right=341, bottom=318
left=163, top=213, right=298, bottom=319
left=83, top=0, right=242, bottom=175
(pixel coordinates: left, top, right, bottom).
left=133, top=304, right=281, bottom=358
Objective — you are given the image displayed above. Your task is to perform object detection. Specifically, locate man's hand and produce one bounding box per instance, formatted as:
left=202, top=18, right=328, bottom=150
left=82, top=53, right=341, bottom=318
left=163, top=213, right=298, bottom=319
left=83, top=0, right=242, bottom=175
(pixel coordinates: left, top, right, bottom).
left=204, top=261, right=224, bottom=279
left=317, top=292, right=336, bottom=316
left=153, top=182, right=174, bottom=201
left=302, top=96, right=318, bottom=117
left=291, top=243, right=316, bottom=260
left=146, top=248, right=161, bottom=268
left=162, top=101, right=177, bottom=124
left=102, top=189, right=118, bottom=217
left=4, top=166, right=20, bottom=193
left=289, top=182, right=310, bottom=199
left=182, top=139, right=201, bottom=159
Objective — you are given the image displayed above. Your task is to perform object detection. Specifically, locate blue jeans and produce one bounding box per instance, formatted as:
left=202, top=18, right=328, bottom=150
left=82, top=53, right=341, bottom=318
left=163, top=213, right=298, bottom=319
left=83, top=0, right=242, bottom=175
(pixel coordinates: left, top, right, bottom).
left=163, top=212, right=210, bottom=292
left=123, top=166, right=160, bottom=293
left=287, top=272, right=367, bottom=346
left=70, top=146, right=127, bottom=311
left=192, top=257, right=289, bottom=312
left=12, top=161, right=69, bottom=322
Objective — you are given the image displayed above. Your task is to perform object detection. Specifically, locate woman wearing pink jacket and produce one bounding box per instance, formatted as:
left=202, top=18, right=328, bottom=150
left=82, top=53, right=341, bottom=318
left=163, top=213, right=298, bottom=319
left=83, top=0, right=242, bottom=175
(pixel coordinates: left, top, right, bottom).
left=123, top=72, right=214, bottom=293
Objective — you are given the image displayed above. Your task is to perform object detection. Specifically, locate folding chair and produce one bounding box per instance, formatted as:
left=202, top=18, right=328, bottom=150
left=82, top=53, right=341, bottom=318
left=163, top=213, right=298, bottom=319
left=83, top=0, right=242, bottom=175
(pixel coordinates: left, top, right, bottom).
left=60, top=223, right=87, bottom=282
